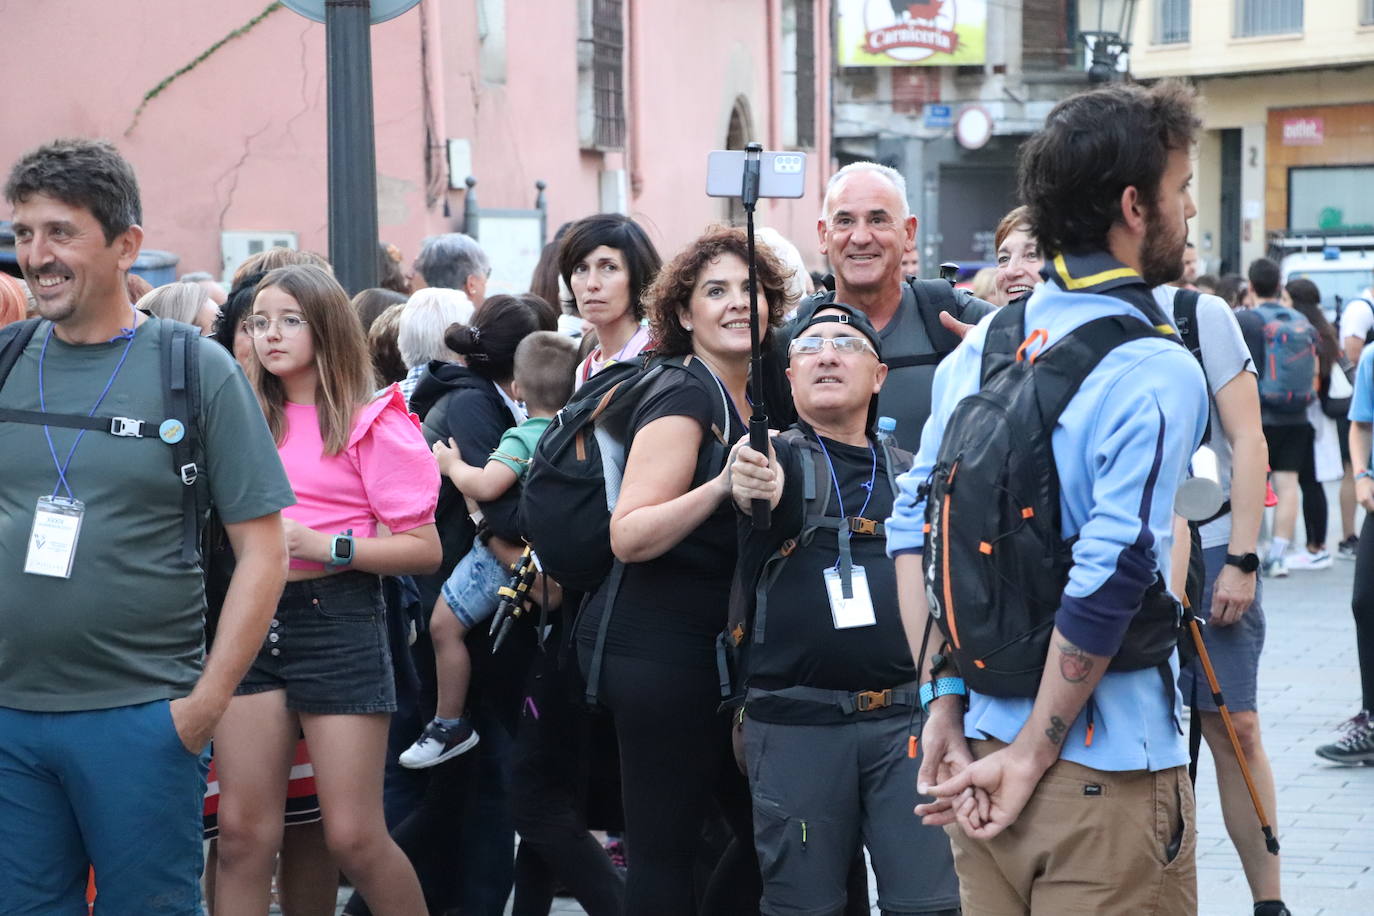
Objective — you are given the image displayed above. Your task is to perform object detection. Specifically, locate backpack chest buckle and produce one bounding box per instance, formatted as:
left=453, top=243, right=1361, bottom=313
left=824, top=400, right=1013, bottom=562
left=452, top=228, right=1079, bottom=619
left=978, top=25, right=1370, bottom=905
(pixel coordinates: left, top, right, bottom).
left=849, top=517, right=879, bottom=536
left=854, top=689, right=892, bottom=712
left=109, top=417, right=145, bottom=437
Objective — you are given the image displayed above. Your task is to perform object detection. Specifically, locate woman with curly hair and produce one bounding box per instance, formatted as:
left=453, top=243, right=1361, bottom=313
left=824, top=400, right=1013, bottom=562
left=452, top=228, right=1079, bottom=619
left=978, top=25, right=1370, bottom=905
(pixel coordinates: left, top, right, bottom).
left=574, top=227, right=789, bottom=915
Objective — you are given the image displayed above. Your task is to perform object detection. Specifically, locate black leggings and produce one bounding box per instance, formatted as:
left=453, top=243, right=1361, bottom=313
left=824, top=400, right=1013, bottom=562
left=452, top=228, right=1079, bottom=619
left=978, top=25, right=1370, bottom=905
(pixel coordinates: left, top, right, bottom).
left=1299, top=438, right=1330, bottom=549
left=1350, top=514, right=1374, bottom=711
left=595, top=651, right=760, bottom=916
left=510, top=637, right=624, bottom=916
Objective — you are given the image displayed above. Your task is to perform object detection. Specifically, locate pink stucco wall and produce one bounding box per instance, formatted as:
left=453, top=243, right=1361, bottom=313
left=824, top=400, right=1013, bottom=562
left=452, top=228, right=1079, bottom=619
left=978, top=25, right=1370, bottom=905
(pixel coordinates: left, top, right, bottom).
left=3, top=0, right=832, bottom=282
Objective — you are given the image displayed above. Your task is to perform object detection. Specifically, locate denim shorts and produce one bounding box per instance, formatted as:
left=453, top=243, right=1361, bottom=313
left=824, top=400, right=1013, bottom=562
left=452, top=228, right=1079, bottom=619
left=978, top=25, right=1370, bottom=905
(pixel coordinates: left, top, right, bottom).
left=236, top=571, right=397, bottom=715
left=1179, top=545, right=1264, bottom=713
left=440, top=538, right=510, bottom=630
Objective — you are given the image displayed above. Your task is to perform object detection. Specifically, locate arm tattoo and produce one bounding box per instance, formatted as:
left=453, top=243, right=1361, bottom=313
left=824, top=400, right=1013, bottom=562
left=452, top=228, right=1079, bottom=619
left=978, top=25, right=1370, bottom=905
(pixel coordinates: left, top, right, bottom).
left=1058, top=641, right=1094, bottom=684
left=1044, top=715, right=1068, bottom=746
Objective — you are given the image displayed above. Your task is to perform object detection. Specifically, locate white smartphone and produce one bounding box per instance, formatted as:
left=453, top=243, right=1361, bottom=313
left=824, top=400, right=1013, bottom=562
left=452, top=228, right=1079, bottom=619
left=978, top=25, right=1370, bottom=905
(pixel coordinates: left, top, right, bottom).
left=705, top=150, right=807, bottom=199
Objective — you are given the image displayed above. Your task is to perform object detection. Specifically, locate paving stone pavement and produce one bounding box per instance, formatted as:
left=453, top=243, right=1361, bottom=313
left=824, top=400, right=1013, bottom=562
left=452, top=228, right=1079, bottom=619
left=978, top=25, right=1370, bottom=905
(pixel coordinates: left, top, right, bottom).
left=1187, top=547, right=1374, bottom=916
left=339, top=515, right=1374, bottom=915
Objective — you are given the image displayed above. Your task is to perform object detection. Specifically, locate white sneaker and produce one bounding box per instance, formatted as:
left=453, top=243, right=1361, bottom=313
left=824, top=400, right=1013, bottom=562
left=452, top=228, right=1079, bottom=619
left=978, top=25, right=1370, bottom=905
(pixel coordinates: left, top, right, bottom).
left=1287, top=549, right=1332, bottom=571
left=1261, top=556, right=1289, bottom=578
left=398, top=719, right=480, bottom=769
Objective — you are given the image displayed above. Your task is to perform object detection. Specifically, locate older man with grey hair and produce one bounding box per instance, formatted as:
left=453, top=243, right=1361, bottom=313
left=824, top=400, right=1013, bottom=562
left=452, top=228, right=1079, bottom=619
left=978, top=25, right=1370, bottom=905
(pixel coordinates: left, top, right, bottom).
left=397, top=287, right=475, bottom=403
left=770, top=162, right=995, bottom=450
left=412, top=232, right=490, bottom=307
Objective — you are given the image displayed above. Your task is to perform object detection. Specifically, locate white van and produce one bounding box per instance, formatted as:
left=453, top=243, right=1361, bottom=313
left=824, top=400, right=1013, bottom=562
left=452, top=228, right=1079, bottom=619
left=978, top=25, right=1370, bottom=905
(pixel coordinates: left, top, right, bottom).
left=1270, top=234, right=1374, bottom=321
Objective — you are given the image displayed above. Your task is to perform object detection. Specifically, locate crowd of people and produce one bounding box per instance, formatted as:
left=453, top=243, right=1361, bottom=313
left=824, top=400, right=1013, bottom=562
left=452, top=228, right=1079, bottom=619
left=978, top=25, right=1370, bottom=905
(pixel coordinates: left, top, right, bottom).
left=1, top=78, right=1371, bottom=916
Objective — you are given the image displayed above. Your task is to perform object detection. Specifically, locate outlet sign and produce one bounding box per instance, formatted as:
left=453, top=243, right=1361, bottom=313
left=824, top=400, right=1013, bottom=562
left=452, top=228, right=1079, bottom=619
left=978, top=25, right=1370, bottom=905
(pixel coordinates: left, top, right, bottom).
left=1282, top=117, right=1324, bottom=146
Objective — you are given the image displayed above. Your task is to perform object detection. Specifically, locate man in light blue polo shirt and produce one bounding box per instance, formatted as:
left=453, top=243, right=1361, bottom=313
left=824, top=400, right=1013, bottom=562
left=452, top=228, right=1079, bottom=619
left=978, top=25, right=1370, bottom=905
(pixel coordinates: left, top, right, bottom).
left=888, top=81, right=1208, bottom=914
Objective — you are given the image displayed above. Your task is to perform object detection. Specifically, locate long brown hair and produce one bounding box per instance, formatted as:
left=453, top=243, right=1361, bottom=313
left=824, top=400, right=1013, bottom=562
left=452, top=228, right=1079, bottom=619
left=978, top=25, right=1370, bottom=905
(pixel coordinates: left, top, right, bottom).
left=250, top=265, right=377, bottom=455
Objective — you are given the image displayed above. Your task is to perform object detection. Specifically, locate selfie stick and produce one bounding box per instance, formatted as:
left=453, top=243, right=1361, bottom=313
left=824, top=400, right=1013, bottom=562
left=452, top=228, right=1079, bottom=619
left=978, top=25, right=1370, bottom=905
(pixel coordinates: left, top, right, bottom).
left=742, top=143, right=770, bottom=530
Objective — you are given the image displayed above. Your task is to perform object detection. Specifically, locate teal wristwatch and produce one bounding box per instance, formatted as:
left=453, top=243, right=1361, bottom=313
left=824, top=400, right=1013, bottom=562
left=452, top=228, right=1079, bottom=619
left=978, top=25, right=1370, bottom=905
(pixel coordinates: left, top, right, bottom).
left=327, top=529, right=354, bottom=568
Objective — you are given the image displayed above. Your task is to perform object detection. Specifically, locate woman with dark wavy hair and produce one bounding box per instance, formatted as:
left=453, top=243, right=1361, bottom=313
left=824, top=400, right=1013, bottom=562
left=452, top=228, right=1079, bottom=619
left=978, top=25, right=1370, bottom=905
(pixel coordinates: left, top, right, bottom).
left=574, top=227, right=788, bottom=915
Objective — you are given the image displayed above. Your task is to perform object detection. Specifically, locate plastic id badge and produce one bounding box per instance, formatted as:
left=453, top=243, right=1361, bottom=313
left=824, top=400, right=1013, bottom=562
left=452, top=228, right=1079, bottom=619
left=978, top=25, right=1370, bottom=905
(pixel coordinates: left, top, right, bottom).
left=25, top=496, right=85, bottom=578
left=824, top=565, right=877, bottom=629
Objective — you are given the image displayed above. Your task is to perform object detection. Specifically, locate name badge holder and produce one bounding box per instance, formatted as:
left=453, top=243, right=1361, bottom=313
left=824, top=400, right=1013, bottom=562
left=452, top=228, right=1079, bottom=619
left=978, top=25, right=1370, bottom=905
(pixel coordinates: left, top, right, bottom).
left=26, top=496, right=85, bottom=578
left=815, top=435, right=878, bottom=630
left=23, top=308, right=138, bottom=578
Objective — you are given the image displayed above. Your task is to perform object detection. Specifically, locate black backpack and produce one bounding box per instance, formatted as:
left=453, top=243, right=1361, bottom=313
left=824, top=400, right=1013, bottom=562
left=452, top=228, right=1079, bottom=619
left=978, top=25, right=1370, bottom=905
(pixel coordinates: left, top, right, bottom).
left=0, top=316, right=210, bottom=565
left=518, top=352, right=731, bottom=703
left=921, top=300, right=1187, bottom=698
left=717, top=427, right=912, bottom=701
left=518, top=353, right=728, bottom=591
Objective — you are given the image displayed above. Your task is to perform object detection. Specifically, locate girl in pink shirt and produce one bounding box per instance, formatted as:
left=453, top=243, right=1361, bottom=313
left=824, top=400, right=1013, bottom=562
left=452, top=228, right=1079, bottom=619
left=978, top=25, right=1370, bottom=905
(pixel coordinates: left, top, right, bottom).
left=211, top=265, right=440, bottom=916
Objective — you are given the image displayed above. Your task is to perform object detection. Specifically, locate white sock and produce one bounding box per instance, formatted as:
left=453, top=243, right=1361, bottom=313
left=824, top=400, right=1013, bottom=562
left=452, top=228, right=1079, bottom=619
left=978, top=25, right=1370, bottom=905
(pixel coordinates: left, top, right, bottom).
left=1268, top=537, right=1289, bottom=562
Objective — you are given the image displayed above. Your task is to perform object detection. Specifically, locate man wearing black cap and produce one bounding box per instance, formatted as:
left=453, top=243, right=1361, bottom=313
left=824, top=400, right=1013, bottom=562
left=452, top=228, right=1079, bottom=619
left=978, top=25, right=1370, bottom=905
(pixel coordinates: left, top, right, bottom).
left=727, top=304, right=960, bottom=916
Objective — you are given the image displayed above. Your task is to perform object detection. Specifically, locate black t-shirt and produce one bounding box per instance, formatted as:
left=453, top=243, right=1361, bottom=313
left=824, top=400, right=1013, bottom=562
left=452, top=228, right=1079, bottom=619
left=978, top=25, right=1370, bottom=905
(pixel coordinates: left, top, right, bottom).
left=741, top=432, right=915, bottom=707
left=575, top=371, right=743, bottom=669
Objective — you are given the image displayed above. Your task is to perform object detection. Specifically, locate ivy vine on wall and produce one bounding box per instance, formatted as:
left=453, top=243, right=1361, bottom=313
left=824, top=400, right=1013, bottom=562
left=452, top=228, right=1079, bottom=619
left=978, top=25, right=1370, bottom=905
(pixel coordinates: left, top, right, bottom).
left=125, top=1, right=285, bottom=136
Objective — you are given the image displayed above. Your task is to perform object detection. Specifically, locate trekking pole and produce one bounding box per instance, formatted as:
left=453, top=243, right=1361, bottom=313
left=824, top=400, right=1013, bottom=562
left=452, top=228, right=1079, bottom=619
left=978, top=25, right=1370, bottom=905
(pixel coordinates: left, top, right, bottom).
left=490, top=547, right=536, bottom=652
left=1187, top=615, right=1281, bottom=855
left=742, top=142, right=771, bottom=531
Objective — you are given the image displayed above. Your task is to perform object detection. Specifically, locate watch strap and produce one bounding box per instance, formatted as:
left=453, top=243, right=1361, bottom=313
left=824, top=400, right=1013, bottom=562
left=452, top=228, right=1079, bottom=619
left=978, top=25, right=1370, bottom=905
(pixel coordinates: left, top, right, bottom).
left=1224, top=552, right=1259, bottom=572
left=327, top=529, right=355, bottom=567
left=919, top=676, right=967, bottom=713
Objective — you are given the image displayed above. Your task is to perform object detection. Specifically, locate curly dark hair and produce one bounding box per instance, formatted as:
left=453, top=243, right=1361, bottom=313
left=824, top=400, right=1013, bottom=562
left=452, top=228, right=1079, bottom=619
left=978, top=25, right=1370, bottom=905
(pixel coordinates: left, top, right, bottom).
left=1018, top=80, right=1199, bottom=258
left=645, top=227, right=789, bottom=358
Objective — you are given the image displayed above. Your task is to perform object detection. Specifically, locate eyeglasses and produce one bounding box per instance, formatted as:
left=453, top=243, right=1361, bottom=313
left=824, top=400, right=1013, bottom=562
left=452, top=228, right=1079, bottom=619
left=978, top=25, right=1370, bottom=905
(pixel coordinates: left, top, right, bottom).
left=243, top=314, right=309, bottom=338
left=788, top=335, right=877, bottom=358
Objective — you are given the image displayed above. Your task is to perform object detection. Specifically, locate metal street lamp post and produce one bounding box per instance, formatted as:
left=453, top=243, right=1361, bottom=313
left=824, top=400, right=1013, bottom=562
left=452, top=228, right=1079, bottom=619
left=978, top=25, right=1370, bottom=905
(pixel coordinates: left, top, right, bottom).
left=1080, top=0, right=1138, bottom=83
left=283, top=0, right=421, bottom=294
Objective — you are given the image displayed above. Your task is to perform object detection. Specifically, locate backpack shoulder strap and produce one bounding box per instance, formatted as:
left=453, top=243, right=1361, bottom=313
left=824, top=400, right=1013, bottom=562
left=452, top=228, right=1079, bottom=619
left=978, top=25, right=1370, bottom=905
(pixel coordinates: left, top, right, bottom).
left=1172, top=289, right=1202, bottom=360
left=0, top=318, right=41, bottom=393
left=162, top=321, right=208, bottom=566
left=979, top=298, right=1027, bottom=385
left=910, top=279, right=964, bottom=357
left=884, top=280, right=963, bottom=370
left=1036, top=314, right=1172, bottom=427
left=669, top=354, right=731, bottom=446
left=749, top=428, right=830, bottom=647
left=1171, top=289, right=1212, bottom=445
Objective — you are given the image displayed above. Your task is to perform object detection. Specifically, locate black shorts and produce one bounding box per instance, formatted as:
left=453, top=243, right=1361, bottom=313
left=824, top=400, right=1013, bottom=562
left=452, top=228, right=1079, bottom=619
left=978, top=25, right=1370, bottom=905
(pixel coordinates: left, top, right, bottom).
left=236, top=571, right=396, bottom=715
left=1263, top=422, right=1314, bottom=473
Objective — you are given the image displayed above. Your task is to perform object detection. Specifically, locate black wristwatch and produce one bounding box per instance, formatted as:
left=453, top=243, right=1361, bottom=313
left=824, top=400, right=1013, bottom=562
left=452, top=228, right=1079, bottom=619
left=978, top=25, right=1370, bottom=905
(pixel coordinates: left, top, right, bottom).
left=1224, top=552, right=1260, bottom=573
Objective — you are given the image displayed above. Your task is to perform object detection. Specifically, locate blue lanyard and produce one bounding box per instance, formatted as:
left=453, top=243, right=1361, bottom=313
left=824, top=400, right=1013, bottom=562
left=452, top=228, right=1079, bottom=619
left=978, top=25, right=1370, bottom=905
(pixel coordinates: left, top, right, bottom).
left=37, top=309, right=140, bottom=500
left=814, top=434, right=876, bottom=596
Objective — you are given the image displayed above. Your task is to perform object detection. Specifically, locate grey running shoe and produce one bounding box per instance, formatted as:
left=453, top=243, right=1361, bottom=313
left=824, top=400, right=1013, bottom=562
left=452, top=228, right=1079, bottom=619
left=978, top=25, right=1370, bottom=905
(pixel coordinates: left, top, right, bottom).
left=1315, top=711, right=1374, bottom=765
left=1338, top=535, right=1358, bottom=560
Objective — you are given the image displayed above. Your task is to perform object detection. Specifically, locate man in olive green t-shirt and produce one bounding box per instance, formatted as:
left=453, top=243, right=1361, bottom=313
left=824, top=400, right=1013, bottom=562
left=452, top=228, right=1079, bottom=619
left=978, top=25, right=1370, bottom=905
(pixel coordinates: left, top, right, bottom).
left=0, top=139, right=293, bottom=914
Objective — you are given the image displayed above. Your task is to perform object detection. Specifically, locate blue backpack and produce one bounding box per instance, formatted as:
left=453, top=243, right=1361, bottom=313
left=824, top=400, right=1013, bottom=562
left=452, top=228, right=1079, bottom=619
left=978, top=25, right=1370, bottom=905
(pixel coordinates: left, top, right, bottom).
left=1255, top=303, right=1317, bottom=413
